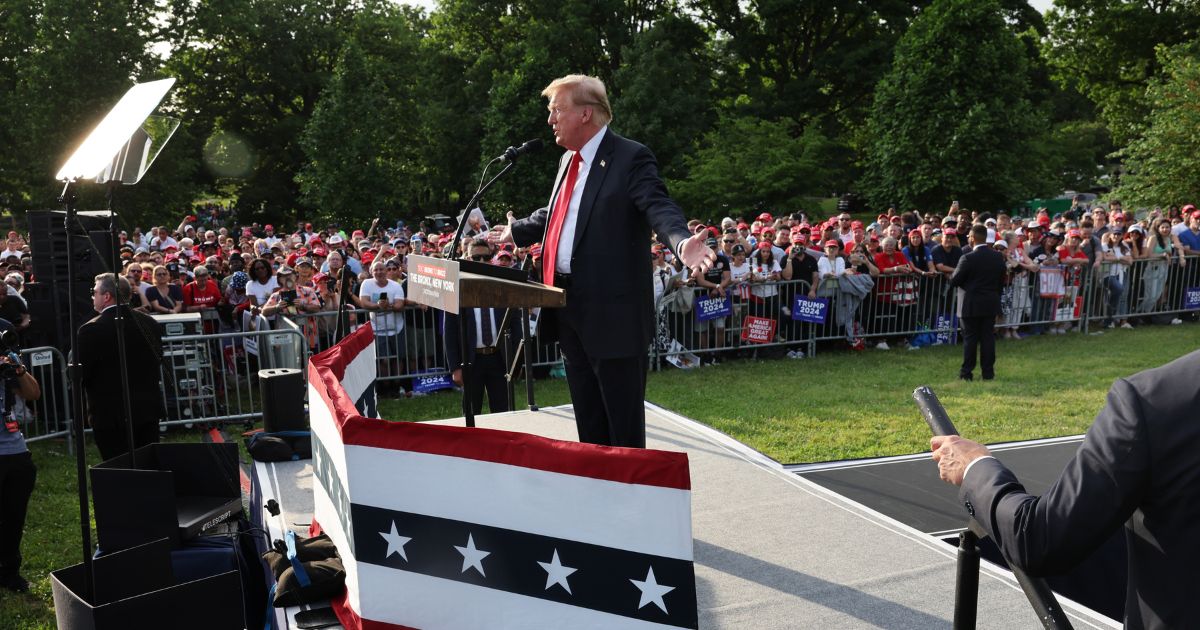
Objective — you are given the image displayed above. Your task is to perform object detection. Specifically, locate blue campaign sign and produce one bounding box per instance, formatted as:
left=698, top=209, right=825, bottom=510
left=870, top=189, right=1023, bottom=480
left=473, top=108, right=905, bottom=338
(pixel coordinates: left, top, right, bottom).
left=695, top=296, right=733, bottom=322
left=1184, top=287, right=1200, bottom=310
left=791, top=296, right=828, bottom=323
left=413, top=370, right=454, bottom=395
left=934, top=313, right=958, bottom=345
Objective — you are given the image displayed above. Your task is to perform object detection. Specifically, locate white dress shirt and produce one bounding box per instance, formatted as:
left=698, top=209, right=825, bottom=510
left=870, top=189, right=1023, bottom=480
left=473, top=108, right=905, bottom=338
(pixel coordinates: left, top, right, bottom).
left=474, top=308, right=497, bottom=349
left=554, top=126, right=608, bottom=274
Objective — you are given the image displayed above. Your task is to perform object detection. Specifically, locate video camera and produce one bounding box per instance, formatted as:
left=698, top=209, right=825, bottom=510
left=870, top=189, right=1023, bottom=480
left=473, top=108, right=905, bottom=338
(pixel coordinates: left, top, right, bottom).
left=0, top=329, right=23, bottom=380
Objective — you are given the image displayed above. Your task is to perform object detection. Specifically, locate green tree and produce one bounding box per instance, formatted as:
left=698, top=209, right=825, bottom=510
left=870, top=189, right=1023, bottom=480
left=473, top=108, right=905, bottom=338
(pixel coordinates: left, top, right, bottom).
left=612, top=14, right=715, bottom=181
left=861, top=0, right=1050, bottom=212
left=0, top=0, right=196, bottom=226
left=432, top=0, right=690, bottom=217
left=691, top=0, right=931, bottom=128
left=164, top=0, right=362, bottom=224
left=1114, top=44, right=1200, bottom=206
left=297, top=7, right=427, bottom=224
left=1045, top=0, right=1200, bottom=145
left=668, top=115, right=836, bottom=219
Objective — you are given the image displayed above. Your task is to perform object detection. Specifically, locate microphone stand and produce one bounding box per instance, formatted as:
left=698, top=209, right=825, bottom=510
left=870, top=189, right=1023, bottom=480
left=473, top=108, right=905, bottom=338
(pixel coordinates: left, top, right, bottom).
left=333, top=252, right=355, bottom=343
left=500, top=255, right=537, bottom=410
left=448, top=159, right=517, bottom=427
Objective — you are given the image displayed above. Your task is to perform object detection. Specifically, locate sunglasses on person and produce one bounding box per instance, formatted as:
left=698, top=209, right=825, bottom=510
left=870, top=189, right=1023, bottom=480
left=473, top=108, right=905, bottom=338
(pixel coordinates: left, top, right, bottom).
left=469, top=254, right=489, bottom=262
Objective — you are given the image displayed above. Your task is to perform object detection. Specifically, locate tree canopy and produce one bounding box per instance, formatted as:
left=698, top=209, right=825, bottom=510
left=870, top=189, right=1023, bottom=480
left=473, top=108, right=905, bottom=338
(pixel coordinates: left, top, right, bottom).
left=1, top=0, right=1196, bottom=228
left=1113, top=43, right=1200, bottom=207
left=861, top=0, right=1050, bottom=212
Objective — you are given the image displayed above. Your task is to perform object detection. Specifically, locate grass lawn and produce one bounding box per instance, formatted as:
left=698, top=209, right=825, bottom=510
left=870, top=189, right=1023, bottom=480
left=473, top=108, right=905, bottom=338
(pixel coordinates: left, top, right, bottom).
left=6, top=322, right=1199, bottom=627
left=381, top=323, right=1200, bottom=463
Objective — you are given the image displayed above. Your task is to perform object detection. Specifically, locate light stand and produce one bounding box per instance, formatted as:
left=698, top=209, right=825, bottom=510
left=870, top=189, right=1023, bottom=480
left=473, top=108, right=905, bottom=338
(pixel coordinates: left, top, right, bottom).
left=53, top=78, right=179, bottom=603
left=56, top=179, right=93, bottom=603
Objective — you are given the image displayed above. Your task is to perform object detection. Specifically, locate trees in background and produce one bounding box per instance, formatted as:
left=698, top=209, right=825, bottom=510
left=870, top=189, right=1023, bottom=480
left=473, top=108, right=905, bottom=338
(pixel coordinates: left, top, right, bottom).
left=1, top=1, right=1195, bottom=228
left=1113, top=43, right=1200, bottom=207
left=862, top=0, right=1049, bottom=212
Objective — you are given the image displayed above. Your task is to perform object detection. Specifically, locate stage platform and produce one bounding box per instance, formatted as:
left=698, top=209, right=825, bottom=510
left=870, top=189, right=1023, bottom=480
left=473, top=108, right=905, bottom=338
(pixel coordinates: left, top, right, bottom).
left=253, top=404, right=1119, bottom=629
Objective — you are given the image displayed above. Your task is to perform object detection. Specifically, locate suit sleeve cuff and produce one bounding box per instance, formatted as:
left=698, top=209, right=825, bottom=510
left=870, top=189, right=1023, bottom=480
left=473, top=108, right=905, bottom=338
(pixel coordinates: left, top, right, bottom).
left=963, top=455, right=996, bottom=482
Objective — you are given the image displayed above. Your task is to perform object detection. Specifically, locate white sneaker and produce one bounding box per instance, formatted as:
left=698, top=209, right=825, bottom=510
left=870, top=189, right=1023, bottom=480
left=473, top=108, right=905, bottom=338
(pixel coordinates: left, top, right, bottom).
left=788, top=350, right=805, bottom=359
left=1171, top=318, right=1183, bottom=325
left=1121, top=322, right=1134, bottom=329
left=907, top=344, right=920, bottom=351
left=875, top=341, right=890, bottom=351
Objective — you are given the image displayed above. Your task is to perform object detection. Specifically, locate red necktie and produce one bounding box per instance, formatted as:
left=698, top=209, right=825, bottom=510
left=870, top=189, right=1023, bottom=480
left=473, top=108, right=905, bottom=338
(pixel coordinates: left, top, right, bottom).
left=541, top=152, right=583, bottom=285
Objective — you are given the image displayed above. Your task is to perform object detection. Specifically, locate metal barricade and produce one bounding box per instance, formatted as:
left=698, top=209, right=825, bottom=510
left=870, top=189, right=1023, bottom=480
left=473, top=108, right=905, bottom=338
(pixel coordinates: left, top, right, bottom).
left=1089, top=253, right=1200, bottom=325
left=287, top=306, right=454, bottom=385
left=809, top=271, right=959, bottom=348
left=158, top=327, right=307, bottom=427
left=18, top=346, right=72, bottom=443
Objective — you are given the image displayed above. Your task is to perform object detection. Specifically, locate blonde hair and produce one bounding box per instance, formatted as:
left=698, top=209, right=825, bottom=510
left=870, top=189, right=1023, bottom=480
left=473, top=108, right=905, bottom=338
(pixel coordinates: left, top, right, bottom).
left=542, top=74, right=612, bottom=127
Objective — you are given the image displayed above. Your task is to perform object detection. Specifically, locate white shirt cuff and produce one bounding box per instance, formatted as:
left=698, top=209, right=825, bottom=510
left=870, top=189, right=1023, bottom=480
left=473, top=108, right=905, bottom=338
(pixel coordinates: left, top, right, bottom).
left=963, top=455, right=996, bottom=481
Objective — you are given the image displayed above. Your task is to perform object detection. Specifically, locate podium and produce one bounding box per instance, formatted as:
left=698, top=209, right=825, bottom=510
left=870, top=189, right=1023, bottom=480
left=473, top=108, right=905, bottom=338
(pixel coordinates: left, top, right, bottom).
left=405, top=255, right=564, bottom=426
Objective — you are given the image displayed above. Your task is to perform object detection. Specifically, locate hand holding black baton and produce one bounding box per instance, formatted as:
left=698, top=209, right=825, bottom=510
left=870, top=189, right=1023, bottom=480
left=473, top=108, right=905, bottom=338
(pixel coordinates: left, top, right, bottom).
left=913, top=386, right=1073, bottom=630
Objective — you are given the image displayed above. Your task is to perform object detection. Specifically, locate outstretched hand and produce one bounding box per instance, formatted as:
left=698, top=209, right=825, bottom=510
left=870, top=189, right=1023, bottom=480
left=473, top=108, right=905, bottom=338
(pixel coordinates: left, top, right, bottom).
left=486, top=211, right=517, bottom=246
left=677, top=231, right=717, bottom=277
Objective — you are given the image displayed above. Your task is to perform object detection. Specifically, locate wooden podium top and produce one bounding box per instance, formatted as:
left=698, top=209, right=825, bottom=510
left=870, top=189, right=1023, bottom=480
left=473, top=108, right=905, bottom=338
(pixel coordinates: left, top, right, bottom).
left=405, top=255, right=564, bottom=312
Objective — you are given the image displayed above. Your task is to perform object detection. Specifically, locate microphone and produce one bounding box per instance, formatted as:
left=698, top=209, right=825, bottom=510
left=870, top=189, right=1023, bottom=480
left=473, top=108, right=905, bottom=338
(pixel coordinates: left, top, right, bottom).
left=500, top=139, right=544, bottom=163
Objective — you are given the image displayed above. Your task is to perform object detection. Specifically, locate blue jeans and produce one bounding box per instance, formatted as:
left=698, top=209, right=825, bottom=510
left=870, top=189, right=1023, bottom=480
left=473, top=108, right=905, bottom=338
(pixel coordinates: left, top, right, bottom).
left=1103, top=276, right=1126, bottom=325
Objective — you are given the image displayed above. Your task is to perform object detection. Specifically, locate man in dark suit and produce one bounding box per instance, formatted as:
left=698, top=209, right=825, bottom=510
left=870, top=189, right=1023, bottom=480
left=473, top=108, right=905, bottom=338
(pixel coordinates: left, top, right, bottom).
left=491, top=74, right=714, bottom=447
left=949, top=224, right=1005, bottom=381
left=932, top=350, right=1200, bottom=629
left=444, top=241, right=520, bottom=415
left=77, top=273, right=165, bottom=461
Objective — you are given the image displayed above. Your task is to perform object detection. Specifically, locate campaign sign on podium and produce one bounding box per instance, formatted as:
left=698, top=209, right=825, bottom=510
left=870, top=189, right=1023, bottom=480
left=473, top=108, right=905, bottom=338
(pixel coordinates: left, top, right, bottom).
left=406, top=256, right=460, bottom=313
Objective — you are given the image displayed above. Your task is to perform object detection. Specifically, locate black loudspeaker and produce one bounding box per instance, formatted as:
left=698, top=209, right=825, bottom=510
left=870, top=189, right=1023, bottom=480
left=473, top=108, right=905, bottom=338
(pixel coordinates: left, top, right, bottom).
left=260, top=368, right=306, bottom=433
left=90, top=443, right=243, bottom=553
left=27, top=210, right=120, bottom=352
left=51, top=538, right=244, bottom=630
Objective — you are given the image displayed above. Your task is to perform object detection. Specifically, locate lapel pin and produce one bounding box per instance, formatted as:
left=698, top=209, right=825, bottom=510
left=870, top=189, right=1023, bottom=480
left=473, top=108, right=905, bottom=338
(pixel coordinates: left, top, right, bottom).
left=600, top=160, right=606, bottom=168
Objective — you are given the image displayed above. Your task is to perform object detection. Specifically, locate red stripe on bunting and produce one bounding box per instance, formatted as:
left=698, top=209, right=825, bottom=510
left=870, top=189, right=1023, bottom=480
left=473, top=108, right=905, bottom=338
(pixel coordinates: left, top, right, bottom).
left=309, top=319, right=691, bottom=491
left=331, top=590, right=418, bottom=630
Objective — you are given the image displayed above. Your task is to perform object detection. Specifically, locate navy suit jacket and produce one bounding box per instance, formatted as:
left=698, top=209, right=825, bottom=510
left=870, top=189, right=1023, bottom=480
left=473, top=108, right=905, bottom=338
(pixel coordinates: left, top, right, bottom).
left=443, top=307, right=517, bottom=369
left=949, top=245, right=1005, bottom=318
left=510, top=130, right=692, bottom=359
left=961, top=350, right=1200, bottom=628
left=76, top=305, right=165, bottom=421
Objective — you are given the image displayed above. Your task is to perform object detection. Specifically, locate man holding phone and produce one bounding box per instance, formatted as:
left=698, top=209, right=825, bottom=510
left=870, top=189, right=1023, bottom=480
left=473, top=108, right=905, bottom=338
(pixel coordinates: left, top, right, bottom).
left=359, top=260, right=407, bottom=393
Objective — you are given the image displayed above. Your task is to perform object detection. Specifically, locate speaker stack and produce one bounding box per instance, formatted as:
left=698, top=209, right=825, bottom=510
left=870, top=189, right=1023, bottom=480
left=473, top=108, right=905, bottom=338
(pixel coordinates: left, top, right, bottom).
left=27, top=210, right=119, bottom=352
left=259, top=368, right=306, bottom=433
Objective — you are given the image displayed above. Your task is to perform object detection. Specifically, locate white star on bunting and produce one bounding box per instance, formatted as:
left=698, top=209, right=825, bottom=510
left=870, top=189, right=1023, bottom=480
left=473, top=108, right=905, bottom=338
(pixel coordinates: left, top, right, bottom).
left=630, top=566, right=675, bottom=614
left=378, top=521, right=412, bottom=561
left=454, top=533, right=490, bottom=577
left=537, top=549, right=578, bottom=594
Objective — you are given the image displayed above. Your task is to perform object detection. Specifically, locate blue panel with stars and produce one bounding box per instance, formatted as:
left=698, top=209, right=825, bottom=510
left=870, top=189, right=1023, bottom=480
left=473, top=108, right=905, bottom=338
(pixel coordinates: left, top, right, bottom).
left=350, top=503, right=698, bottom=628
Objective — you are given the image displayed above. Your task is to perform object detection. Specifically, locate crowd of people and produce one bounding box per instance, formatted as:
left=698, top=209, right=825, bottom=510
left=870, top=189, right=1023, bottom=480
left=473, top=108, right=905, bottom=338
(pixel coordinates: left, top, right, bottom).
left=650, top=200, right=1200, bottom=359
left=0, top=198, right=1192, bottom=387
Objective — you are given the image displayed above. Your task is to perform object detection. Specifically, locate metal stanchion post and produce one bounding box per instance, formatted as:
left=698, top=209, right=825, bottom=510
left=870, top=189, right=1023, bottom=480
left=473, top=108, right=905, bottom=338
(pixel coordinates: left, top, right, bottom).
left=954, top=530, right=980, bottom=630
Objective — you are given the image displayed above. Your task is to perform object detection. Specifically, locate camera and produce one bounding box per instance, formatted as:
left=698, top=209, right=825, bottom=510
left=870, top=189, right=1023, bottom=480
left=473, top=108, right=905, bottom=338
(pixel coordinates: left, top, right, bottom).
left=0, top=330, right=22, bottom=379
left=281, top=290, right=297, bottom=305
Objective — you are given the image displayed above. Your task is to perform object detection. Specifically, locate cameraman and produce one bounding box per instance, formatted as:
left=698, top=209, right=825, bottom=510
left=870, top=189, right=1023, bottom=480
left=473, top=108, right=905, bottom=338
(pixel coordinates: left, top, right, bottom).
left=0, top=321, right=38, bottom=593
left=260, top=266, right=320, bottom=322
